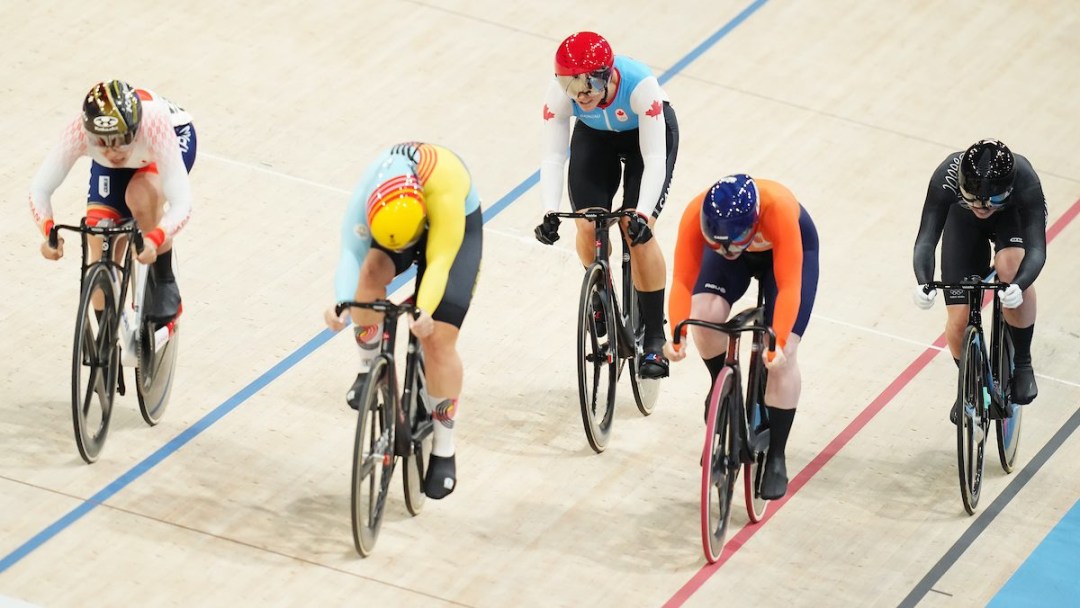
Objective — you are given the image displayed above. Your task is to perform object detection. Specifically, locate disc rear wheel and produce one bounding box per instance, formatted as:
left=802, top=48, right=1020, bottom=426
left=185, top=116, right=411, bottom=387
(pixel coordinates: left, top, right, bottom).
left=957, top=326, right=987, bottom=515
left=993, top=325, right=1022, bottom=472
left=403, top=361, right=434, bottom=516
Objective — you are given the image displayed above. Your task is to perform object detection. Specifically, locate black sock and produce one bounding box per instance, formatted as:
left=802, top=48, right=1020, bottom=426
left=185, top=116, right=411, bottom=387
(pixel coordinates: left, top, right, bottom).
left=1008, top=323, right=1034, bottom=366
left=765, top=406, right=796, bottom=460
left=703, top=354, right=727, bottom=384
left=638, top=288, right=666, bottom=344
left=953, top=357, right=960, bottom=369
left=153, top=249, right=175, bottom=282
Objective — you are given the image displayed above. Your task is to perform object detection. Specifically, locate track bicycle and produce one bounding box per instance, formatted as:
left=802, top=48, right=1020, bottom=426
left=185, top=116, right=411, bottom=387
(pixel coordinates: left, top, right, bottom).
left=549, top=209, right=661, bottom=453
left=673, top=286, right=775, bottom=563
left=334, top=297, right=434, bottom=557
left=50, top=218, right=181, bottom=464
left=924, top=277, right=1023, bottom=515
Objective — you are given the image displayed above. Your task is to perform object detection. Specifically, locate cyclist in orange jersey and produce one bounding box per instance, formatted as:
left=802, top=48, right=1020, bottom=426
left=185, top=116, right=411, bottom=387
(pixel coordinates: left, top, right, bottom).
left=664, top=174, right=819, bottom=499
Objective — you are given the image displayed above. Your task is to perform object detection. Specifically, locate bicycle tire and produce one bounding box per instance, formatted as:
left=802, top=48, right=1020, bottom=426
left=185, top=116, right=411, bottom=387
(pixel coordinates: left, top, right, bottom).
left=626, top=286, right=659, bottom=416
left=992, top=322, right=1022, bottom=473
left=577, top=264, right=618, bottom=453
left=957, top=325, right=987, bottom=515
left=136, top=264, right=180, bottom=426
left=701, top=367, right=737, bottom=564
left=71, top=264, right=120, bottom=464
left=403, top=356, right=434, bottom=517
left=744, top=405, right=770, bottom=523
left=351, top=357, right=396, bottom=557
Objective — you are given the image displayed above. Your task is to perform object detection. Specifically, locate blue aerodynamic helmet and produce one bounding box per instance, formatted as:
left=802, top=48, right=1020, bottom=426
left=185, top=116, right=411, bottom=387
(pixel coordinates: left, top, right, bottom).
left=700, top=174, right=759, bottom=253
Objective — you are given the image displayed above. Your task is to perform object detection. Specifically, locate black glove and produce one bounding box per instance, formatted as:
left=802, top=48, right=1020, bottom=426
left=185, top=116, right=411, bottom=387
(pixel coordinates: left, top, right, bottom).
left=626, top=213, right=653, bottom=245
left=534, top=213, right=561, bottom=245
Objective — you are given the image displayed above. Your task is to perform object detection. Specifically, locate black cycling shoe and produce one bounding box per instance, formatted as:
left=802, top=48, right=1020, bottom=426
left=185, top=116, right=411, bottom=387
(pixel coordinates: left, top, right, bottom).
left=760, top=454, right=788, bottom=500
left=639, top=351, right=669, bottom=379
left=344, top=372, right=368, bottom=411
left=146, top=278, right=181, bottom=323
left=424, top=453, right=457, bottom=499
left=1012, top=364, right=1038, bottom=405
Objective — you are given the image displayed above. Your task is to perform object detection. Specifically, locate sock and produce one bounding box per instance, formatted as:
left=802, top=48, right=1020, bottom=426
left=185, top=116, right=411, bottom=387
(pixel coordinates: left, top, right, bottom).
left=153, top=249, right=175, bottom=282
left=703, top=354, right=727, bottom=384
left=431, top=397, right=457, bottom=457
left=1008, top=323, right=1034, bottom=366
left=638, top=288, right=667, bottom=345
left=953, top=357, right=960, bottom=369
left=765, top=406, right=796, bottom=461
left=353, top=322, right=381, bottom=371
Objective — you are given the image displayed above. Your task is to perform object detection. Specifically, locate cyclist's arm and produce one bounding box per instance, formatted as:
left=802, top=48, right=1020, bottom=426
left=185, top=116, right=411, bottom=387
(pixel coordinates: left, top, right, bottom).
left=913, top=162, right=954, bottom=284
left=763, top=191, right=804, bottom=351
left=417, top=172, right=469, bottom=314
left=28, top=116, right=86, bottom=236
left=540, top=81, right=573, bottom=214
left=669, top=192, right=707, bottom=339
left=146, top=107, right=192, bottom=248
left=629, top=77, right=668, bottom=218
left=334, top=187, right=373, bottom=303
left=1012, top=158, right=1048, bottom=290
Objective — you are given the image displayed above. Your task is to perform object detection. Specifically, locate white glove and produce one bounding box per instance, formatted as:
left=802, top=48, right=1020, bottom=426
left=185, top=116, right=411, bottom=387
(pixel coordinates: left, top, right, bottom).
left=999, top=283, right=1023, bottom=308
left=912, top=285, right=937, bottom=310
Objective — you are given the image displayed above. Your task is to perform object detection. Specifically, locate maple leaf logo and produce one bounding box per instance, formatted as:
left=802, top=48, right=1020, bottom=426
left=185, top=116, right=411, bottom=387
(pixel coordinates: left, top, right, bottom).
left=543, top=104, right=555, bottom=121
left=645, top=100, right=662, bottom=118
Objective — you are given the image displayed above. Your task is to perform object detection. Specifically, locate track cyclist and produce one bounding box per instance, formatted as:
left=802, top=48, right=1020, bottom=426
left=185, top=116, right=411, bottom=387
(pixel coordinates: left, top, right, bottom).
left=324, top=142, right=482, bottom=500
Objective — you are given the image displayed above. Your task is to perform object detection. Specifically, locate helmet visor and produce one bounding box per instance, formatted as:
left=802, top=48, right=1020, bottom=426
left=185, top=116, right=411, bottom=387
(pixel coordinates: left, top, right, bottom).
left=704, top=224, right=755, bottom=255
left=556, top=68, right=611, bottom=98
left=959, top=183, right=1012, bottom=210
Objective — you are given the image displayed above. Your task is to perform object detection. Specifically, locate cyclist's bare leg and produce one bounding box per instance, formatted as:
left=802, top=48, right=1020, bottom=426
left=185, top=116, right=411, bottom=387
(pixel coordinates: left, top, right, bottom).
left=764, top=336, right=801, bottom=410
left=945, top=304, right=969, bottom=360
left=126, top=171, right=170, bottom=254
left=994, top=248, right=1036, bottom=328
left=349, top=250, right=396, bottom=328
left=761, top=334, right=802, bottom=500
left=573, top=216, right=600, bottom=266
left=419, top=321, right=463, bottom=499
left=689, top=293, right=731, bottom=359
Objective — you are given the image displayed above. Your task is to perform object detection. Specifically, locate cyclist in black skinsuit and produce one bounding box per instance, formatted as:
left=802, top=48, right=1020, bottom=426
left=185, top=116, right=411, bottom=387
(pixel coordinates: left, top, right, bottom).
left=912, top=139, right=1046, bottom=413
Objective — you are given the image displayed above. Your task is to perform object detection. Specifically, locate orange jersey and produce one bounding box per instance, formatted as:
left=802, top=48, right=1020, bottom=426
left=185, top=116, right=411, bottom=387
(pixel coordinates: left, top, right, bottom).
left=670, top=179, right=805, bottom=349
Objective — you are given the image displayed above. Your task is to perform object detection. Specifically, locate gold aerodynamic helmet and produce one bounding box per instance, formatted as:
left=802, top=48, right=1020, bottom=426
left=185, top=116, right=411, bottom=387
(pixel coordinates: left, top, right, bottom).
left=366, top=153, right=427, bottom=251
left=82, top=80, right=142, bottom=147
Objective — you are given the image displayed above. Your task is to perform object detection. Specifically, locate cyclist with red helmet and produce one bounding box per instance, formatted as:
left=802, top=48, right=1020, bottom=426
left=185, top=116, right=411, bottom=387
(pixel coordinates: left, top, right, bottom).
left=913, top=139, right=1047, bottom=414
left=30, top=79, right=196, bottom=321
left=664, top=175, right=820, bottom=500
left=535, top=31, right=679, bottom=380
left=324, top=142, right=483, bottom=500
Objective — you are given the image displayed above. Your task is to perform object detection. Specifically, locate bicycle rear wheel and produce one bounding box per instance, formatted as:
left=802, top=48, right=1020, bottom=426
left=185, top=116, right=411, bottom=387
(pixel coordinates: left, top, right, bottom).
left=992, top=323, right=1022, bottom=473
left=403, top=359, right=434, bottom=516
left=744, top=402, right=770, bottom=523
left=957, top=326, right=987, bottom=515
left=136, top=265, right=181, bottom=426
left=351, top=357, right=396, bottom=556
left=577, top=265, right=618, bottom=453
left=71, top=265, right=120, bottom=464
left=626, top=286, right=659, bottom=416
left=701, top=368, right=737, bottom=564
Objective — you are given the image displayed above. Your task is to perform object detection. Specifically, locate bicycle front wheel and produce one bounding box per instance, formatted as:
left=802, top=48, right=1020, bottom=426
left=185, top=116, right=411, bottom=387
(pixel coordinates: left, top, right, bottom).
left=351, top=357, right=396, bottom=556
left=992, top=323, right=1022, bottom=473
left=702, top=368, right=737, bottom=564
left=957, top=326, right=987, bottom=515
left=71, top=264, right=120, bottom=464
left=136, top=265, right=180, bottom=425
left=577, top=265, right=618, bottom=453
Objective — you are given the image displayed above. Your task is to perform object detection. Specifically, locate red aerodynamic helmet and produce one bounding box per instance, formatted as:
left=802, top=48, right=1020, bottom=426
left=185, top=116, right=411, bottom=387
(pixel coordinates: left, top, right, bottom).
left=554, top=31, right=613, bottom=76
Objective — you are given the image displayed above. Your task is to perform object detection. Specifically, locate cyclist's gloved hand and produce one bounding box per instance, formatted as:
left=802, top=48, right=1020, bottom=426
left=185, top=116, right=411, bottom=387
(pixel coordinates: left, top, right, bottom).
left=534, top=213, right=560, bottom=245
left=999, top=283, right=1023, bottom=308
left=912, top=284, right=936, bottom=310
left=409, top=308, right=435, bottom=338
left=626, top=212, right=653, bottom=246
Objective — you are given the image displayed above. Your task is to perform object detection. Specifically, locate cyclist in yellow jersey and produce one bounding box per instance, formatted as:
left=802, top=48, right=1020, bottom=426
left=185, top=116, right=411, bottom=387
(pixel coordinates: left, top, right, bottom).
left=324, top=142, right=483, bottom=499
